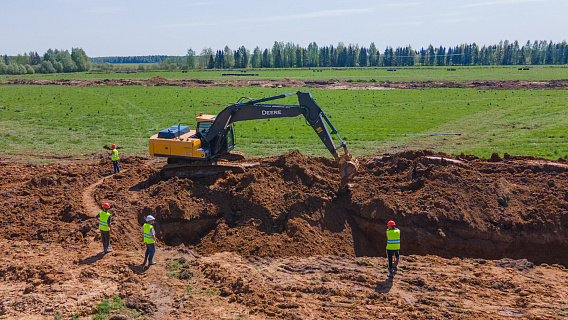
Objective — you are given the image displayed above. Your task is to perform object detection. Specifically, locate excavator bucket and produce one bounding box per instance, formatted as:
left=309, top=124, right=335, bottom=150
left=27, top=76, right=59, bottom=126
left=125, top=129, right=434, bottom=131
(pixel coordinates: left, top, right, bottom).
left=338, top=152, right=359, bottom=187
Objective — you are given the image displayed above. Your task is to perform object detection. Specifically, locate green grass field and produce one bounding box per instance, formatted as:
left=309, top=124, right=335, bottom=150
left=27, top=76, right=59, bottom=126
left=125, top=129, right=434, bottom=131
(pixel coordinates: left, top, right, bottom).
left=3, top=65, right=568, bottom=82
left=1, top=67, right=568, bottom=163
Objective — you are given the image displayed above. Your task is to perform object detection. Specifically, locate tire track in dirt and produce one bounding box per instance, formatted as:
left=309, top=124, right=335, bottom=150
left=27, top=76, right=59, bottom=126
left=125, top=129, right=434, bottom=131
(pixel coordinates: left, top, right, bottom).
left=85, top=90, right=158, bottom=134
left=82, top=175, right=107, bottom=217
left=82, top=170, right=142, bottom=253
left=82, top=170, right=132, bottom=216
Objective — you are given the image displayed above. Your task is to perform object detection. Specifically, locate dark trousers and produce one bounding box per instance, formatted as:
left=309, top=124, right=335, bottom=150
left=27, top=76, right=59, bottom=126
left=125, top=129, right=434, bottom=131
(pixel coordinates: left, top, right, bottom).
left=387, top=249, right=399, bottom=270
left=112, top=160, right=120, bottom=173
left=145, top=243, right=156, bottom=261
left=101, top=230, right=110, bottom=251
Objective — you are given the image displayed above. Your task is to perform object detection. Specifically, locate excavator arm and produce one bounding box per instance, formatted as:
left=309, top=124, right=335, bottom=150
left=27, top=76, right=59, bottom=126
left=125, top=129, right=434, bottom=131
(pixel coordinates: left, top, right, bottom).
left=203, top=91, right=358, bottom=186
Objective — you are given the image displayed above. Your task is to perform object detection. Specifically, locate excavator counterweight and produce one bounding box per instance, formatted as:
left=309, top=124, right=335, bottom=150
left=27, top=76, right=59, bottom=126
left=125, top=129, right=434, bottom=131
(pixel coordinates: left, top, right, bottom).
left=149, top=91, right=358, bottom=186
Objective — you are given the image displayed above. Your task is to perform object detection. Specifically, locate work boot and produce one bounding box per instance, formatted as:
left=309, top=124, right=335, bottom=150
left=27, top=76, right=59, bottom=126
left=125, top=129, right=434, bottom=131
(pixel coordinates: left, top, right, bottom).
left=142, top=258, right=147, bottom=266
left=387, top=269, right=393, bottom=278
left=149, top=259, right=156, bottom=266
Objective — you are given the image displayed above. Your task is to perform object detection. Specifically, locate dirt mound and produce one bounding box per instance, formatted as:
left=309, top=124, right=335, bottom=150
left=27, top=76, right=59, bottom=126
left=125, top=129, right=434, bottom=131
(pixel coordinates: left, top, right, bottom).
left=2, top=150, right=566, bottom=265
left=3, top=77, right=568, bottom=90
left=146, top=76, right=169, bottom=86
left=140, top=149, right=567, bottom=265
left=1, top=150, right=568, bottom=318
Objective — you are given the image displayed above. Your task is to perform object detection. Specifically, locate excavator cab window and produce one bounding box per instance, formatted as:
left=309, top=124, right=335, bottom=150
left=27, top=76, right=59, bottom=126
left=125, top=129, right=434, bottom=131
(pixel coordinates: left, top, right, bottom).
left=226, top=125, right=235, bottom=148
left=197, top=122, right=212, bottom=134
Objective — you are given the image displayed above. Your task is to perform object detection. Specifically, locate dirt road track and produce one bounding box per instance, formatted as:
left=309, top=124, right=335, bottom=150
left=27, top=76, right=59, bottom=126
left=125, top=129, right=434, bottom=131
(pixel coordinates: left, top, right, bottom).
left=81, top=174, right=107, bottom=217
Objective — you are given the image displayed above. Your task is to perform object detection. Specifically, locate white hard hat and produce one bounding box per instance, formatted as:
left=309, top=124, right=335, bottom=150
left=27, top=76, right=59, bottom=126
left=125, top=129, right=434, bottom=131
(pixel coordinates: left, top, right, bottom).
left=146, top=215, right=155, bottom=222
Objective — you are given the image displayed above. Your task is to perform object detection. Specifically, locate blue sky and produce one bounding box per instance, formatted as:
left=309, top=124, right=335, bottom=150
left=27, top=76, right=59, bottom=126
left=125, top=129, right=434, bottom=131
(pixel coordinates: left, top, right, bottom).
left=1, top=0, right=566, bottom=57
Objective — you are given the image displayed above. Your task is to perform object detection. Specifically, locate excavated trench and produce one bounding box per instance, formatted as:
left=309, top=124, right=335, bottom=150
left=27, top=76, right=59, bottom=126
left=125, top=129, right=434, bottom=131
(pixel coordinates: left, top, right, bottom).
left=1, top=150, right=566, bottom=267
left=133, top=150, right=568, bottom=266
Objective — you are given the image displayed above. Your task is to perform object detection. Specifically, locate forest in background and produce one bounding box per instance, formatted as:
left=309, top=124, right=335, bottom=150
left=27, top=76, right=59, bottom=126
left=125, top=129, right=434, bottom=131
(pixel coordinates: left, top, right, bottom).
left=0, top=48, right=91, bottom=75
left=1, top=40, right=567, bottom=75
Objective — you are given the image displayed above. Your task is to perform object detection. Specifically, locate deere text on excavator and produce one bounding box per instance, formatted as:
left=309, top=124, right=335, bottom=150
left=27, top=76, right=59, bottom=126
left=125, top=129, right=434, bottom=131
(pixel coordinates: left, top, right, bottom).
left=149, top=91, right=358, bottom=186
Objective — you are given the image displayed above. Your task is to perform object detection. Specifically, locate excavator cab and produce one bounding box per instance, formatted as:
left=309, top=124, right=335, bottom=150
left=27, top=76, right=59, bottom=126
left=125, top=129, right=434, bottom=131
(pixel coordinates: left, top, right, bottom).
left=149, top=113, right=235, bottom=163
left=196, top=115, right=213, bottom=134
left=195, top=113, right=235, bottom=156
left=197, top=122, right=210, bottom=134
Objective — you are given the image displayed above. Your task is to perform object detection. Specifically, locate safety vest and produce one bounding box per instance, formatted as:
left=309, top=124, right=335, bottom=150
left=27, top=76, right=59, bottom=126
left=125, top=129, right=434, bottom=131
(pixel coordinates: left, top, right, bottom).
left=111, top=149, right=119, bottom=161
left=143, top=223, right=155, bottom=244
left=99, top=211, right=111, bottom=231
left=386, top=229, right=400, bottom=250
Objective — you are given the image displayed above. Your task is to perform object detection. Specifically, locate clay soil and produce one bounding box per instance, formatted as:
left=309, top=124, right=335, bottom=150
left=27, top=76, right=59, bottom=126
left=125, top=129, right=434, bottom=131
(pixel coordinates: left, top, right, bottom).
left=1, top=149, right=567, bottom=319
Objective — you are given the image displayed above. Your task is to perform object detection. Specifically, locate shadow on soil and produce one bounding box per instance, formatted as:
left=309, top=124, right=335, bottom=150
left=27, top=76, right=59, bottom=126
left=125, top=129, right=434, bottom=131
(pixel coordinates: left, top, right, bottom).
left=375, top=277, right=394, bottom=293
left=128, top=263, right=149, bottom=275
left=79, top=252, right=106, bottom=265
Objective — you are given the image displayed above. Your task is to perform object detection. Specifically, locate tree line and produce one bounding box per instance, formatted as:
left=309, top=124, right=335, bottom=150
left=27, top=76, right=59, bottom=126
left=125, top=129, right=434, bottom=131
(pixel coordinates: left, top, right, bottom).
left=0, top=48, right=91, bottom=75
left=1, top=40, right=567, bottom=75
left=88, top=39, right=568, bottom=70
left=89, top=55, right=169, bottom=64
left=188, top=40, right=568, bottom=69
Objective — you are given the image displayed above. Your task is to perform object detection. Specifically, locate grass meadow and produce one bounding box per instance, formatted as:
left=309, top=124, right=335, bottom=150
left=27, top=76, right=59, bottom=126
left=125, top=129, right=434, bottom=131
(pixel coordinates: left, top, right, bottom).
left=1, top=67, right=568, bottom=163
left=3, top=65, right=568, bottom=82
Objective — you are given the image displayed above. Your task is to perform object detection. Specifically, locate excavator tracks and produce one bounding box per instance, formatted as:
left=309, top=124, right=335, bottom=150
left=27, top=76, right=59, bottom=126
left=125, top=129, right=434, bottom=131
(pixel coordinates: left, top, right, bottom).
left=160, top=161, right=259, bottom=179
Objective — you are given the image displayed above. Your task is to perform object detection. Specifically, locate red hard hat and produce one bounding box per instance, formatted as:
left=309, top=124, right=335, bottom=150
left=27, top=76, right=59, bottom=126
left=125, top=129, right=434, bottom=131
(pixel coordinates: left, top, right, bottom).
left=102, top=203, right=110, bottom=209
left=111, top=144, right=116, bottom=149
left=387, top=220, right=396, bottom=226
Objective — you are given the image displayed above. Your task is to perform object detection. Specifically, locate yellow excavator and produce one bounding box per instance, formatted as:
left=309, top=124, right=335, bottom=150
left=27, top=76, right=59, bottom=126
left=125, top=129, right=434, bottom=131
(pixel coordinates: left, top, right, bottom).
left=149, top=91, right=358, bottom=186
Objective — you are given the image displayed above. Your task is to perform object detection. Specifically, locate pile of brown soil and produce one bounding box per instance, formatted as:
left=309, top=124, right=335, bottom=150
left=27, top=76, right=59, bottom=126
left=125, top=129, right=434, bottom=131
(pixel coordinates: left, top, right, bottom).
left=3, top=150, right=566, bottom=265
left=1, top=150, right=567, bottom=319
left=3, top=77, right=568, bottom=90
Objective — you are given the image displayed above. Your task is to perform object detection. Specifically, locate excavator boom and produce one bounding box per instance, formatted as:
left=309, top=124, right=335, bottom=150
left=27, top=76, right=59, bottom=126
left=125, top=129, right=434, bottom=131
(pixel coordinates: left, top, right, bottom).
left=204, top=92, right=343, bottom=158
left=149, top=91, right=358, bottom=186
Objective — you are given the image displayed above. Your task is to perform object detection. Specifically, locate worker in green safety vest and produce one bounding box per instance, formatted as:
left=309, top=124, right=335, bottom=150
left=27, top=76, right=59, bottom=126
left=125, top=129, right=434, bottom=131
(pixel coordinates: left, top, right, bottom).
left=386, top=220, right=400, bottom=278
left=142, top=215, right=157, bottom=266
left=96, top=203, right=113, bottom=253
left=110, top=143, right=120, bottom=174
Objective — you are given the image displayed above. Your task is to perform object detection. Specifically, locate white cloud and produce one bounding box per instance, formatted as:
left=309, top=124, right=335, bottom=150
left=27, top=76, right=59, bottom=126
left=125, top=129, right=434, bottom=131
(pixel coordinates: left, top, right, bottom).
left=231, top=8, right=375, bottom=23
left=160, top=8, right=376, bottom=28
left=375, top=21, right=423, bottom=27
left=89, top=6, right=123, bottom=14
left=435, top=17, right=478, bottom=23
left=159, top=21, right=212, bottom=29
left=461, top=0, right=550, bottom=8
left=382, top=2, right=422, bottom=7
left=433, top=12, right=462, bottom=18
